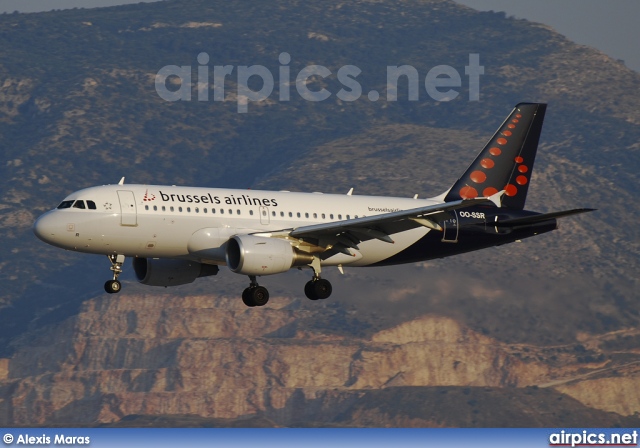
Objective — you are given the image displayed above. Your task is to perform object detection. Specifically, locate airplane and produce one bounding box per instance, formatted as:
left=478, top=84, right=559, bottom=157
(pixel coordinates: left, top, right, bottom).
left=33, top=103, right=594, bottom=307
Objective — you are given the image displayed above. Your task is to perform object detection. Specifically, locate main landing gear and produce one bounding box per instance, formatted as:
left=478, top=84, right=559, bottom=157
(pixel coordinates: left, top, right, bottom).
left=304, top=257, right=332, bottom=301
left=240, top=258, right=333, bottom=308
left=104, top=254, right=125, bottom=294
left=242, top=276, right=270, bottom=307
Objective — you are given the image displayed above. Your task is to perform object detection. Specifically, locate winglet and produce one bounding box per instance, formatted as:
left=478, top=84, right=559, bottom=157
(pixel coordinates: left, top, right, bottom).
left=118, top=177, right=125, bottom=185
left=488, top=189, right=505, bottom=208
left=347, top=188, right=354, bottom=196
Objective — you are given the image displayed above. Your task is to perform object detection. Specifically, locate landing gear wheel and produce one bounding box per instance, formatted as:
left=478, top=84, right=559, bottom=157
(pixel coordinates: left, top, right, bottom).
left=241, top=286, right=269, bottom=307
left=304, top=281, right=319, bottom=300
left=104, top=279, right=122, bottom=294
left=242, top=287, right=256, bottom=307
left=305, top=279, right=332, bottom=300
left=313, top=278, right=332, bottom=300
left=251, top=286, right=270, bottom=307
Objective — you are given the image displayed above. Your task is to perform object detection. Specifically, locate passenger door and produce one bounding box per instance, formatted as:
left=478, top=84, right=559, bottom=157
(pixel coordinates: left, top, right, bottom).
left=117, top=190, right=137, bottom=226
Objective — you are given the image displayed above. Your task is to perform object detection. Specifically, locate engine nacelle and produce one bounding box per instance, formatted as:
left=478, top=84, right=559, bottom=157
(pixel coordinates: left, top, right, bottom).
left=132, top=257, right=219, bottom=287
left=225, top=235, right=314, bottom=276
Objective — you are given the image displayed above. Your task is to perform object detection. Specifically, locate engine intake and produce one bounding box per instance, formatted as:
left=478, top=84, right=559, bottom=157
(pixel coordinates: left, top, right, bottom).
left=133, top=258, right=218, bottom=287
left=226, top=235, right=314, bottom=275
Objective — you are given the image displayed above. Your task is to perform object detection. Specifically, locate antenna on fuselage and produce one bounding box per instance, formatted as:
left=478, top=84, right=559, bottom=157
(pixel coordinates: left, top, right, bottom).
left=118, top=177, right=125, bottom=185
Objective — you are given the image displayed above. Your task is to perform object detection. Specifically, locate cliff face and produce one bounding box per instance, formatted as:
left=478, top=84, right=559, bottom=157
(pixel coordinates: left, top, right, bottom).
left=2, top=292, right=636, bottom=426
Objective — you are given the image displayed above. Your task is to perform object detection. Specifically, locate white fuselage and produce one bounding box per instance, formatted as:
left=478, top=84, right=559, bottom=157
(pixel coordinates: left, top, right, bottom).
left=33, top=184, right=437, bottom=268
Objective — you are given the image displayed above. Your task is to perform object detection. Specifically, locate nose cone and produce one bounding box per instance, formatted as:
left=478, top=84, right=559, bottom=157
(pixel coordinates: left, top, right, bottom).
left=33, top=211, right=60, bottom=245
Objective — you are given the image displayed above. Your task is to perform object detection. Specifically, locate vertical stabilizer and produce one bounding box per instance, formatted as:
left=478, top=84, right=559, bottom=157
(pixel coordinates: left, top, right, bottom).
left=444, top=103, right=547, bottom=209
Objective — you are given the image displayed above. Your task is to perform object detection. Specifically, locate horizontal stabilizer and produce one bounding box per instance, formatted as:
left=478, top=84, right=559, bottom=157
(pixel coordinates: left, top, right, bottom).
left=494, top=208, right=596, bottom=227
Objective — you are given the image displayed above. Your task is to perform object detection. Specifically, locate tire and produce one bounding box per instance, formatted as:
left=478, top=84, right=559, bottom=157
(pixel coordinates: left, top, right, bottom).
left=104, top=280, right=121, bottom=294
left=251, top=286, right=269, bottom=307
left=242, top=287, right=256, bottom=307
left=304, top=280, right=318, bottom=300
left=313, top=278, right=332, bottom=300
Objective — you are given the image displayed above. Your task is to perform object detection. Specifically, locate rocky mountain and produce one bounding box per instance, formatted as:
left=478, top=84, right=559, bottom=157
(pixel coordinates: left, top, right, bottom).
left=0, top=0, right=639, bottom=426
left=2, top=292, right=640, bottom=427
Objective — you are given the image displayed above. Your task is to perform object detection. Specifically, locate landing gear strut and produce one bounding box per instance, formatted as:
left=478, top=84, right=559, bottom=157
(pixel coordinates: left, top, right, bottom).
left=104, top=254, right=125, bottom=294
left=304, top=257, right=332, bottom=301
left=242, top=275, right=270, bottom=307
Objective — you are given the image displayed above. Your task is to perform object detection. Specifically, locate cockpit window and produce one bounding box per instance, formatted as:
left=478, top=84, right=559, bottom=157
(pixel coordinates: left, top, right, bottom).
left=57, top=200, right=74, bottom=209
left=73, top=200, right=86, bottom=209
left=87, top=200, right=97, bottom=210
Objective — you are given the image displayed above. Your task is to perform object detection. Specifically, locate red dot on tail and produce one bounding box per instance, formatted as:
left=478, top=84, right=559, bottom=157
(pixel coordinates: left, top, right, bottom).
left=489, top=147, right=502, bottom=156
left=518, top=165, right=528, bottom=173
left=497, top=138, right=508, bottom=145
left=512, top=119, right=519, bottom=123
left=460, top=186, right=478, bottom=199
left=515, top=156, right=524, bottom=163
left=516, top=114, right=522, bottom=118
left=516, top=175, right=528, bottom=185
left=470, top=171, right=487, bottom=183
left=481, top=158, right=495, bottom=169
left=502, top=130, right=512, bottom=136
left=483, top=187, right=498, bottom=196
left=505, top=184, right=518, bottom=196
left=508, top=124, right=516, bottom=129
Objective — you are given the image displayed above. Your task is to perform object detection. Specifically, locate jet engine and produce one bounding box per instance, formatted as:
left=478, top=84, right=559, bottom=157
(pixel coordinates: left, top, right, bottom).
left=225, top=235, right=314, bottom=276
left=132, top=257, right=219, bottom=287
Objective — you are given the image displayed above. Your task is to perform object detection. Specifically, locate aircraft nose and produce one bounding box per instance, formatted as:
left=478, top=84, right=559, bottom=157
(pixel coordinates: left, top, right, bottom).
left=33, top=211, right=59, bottom=244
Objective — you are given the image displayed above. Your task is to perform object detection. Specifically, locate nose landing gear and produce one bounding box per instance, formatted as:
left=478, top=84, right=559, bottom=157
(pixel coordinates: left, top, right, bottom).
left=104, top=254, right=125, bottom=294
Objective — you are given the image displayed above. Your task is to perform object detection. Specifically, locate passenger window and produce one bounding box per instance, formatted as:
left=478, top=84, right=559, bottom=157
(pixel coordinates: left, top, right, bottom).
left=162, top=206, right=166, bottom=212
left=57, top=200, right=74, bottom=209
left=73, top=200, right=86, bottom=209
left=229, top=209, right=233, bottom=214
left=330, top=214, right=334, bottom=219
left=280, top=212, right=284, bottom=217
left=204, top=208, right=208, bottom=214
left=305, top=213, right=309, bottom=218
left=153, top=205, right=158, bottom=211
left=212, top=208, right=216, bottom=214
left=322, top=213, right=326, bottom=219
left=272, top=211, right=276, bottom=217
left=195, top=207, right=199, bottom=213
left=87, top=200, right=97, bottom=210
left=187, top=207, right=191, bottom=212
left=338, top=214, right=342, bottom=220
left=145, top=205, right=149, bottom=211
left=297, top=212, right=301, bottom=218
left=179, top=207, right=183, bottom=212
left=170, top=206, right=174, bottom=212
left=237, top=210, right=241, bottom=215
left=346, top=215, right=350, bottom=220
left=289, top=212, right=293, bottom=217
left=249, top=210, right=253, bottom=216
left=220, top=209, right=224, bottom=214
left=313, top=213, right=317, bottom=219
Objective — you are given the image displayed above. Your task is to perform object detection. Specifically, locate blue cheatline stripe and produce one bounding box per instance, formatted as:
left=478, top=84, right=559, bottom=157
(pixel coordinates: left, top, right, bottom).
left=0, top=428, right=638, bottom=448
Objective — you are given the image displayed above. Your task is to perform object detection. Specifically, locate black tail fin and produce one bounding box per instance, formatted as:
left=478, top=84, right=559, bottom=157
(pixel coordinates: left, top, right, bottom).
left=444, top=103, right=547, bottom=209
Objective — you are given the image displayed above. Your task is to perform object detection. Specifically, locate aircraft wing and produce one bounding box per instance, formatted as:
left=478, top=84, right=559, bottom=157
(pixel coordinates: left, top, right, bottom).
left=284, top=192, right=503, bottom=257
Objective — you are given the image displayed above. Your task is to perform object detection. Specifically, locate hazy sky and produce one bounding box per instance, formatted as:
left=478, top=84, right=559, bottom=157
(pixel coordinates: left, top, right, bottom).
left=2, top=0, right=639, bottom=72
left=455, top=0, right=640, bottom=72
